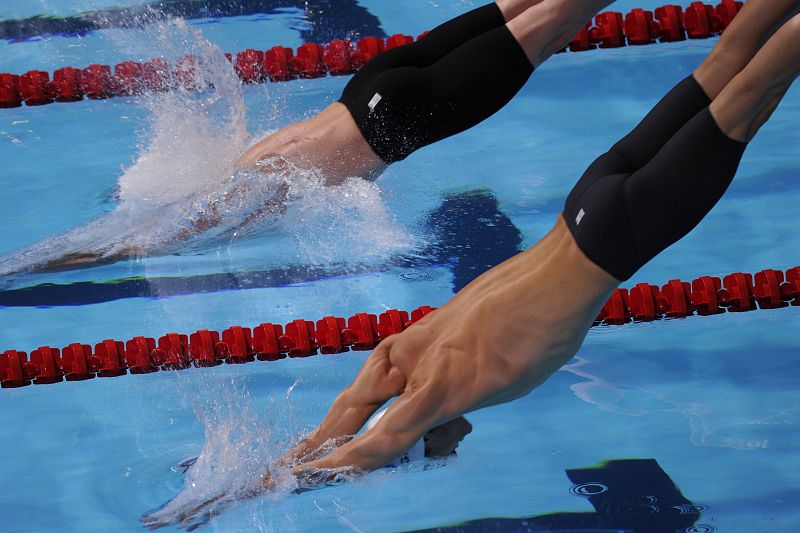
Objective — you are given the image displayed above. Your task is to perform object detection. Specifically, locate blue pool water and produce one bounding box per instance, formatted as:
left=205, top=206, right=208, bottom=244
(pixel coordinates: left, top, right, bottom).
left=1, top=1, right=798, bottom=531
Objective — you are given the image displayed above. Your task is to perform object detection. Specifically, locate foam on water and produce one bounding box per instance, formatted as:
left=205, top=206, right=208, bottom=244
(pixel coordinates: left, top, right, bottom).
left=140, top=375, right=377, bottom=531
left=0, top=16, right=414, bottom=279
left=140, top=376, right=298, bottom=530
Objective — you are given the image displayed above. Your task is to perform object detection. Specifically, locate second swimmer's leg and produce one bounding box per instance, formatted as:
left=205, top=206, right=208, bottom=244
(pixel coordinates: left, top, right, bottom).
left=413, top=3, right=507, bottom=64
left=355, top=3, right=507, bottom=77
left=349, top=22, right=535, bottom=163
left=340, top=3, right=508, bottom=126
left=506, top=0, right=615, bottom=67
left=396, top=0, right=552, bottom=65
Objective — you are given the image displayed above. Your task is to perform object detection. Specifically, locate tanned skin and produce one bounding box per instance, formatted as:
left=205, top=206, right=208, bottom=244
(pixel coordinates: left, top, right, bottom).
left=286, top=0, right=800, bottom=478
left=236, top=0, right=616, bottom=185
left=142, top=1, right=800, bottom=529
left=24, top=0, right=616, bottom=274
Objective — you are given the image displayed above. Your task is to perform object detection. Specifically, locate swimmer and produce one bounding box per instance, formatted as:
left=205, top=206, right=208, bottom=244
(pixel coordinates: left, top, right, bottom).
left=237, top=0, right=618, bottom=183
left=144, top=0, right=800, bottom=527
left=8, top=0, right=618, bottom=275
left=272, top=0, right=800, bottom=483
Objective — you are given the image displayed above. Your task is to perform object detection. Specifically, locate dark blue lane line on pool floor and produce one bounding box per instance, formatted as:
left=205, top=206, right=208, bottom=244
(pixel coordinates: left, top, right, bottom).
left=0, top=0, right=385, bottom=44
left=0, top=191, right=523, bottom=307
left=407, top=459, right=711, bottom=533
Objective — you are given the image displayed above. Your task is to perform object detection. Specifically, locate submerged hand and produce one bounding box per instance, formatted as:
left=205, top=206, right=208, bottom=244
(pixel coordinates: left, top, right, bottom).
left=141, top=478, right=269, bottom=531
left=141, top=492, right=226, bottom=531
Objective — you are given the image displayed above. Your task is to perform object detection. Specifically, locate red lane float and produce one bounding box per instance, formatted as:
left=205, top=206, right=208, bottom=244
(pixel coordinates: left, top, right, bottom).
left=235, top=49, right=265, bottom=83
left=1, top=1, right=747, bottom=109
left=0, top=74, right=22, bottom=108
left=50, top=67, right=84, bottom=102
left=18, top=70, right=53, bottom=106
left=1, top=266, right=798, bottom=390
left=324, top=40, right=357, bottom=75
left=292, top=43, right=326, bottom=78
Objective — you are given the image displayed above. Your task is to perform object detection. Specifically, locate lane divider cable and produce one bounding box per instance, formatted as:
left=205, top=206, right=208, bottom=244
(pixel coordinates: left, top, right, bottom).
left=1, top=264, right=797, bottom=389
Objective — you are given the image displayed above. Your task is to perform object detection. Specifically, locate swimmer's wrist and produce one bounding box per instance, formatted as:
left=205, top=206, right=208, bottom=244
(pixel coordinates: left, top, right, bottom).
left=261, top=471, right=276, bottom=492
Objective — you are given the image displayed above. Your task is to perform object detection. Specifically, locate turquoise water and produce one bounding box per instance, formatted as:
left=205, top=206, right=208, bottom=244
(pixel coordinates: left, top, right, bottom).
left=0, top=1, right=798, bottom=532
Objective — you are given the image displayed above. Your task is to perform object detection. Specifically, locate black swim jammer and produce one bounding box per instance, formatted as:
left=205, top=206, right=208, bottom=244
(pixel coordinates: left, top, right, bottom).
left=339, top=3, right=534, bottom=164
left=564, top=75, right=748, bottom=281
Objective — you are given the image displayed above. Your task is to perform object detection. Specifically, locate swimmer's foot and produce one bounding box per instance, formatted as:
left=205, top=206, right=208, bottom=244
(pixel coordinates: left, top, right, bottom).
left=496, top=0, right=548, bottom=21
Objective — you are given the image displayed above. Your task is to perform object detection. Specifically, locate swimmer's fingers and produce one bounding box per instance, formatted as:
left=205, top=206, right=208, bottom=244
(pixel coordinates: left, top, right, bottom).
left=140, top=512, right=173, bottom=530
left=141, top=502, right=179, bottom=529
left=168, top=494, right=226, bottom=529
left=174, top=503, right=215, bottom=530
left=181, top=508, right=220, bottom=531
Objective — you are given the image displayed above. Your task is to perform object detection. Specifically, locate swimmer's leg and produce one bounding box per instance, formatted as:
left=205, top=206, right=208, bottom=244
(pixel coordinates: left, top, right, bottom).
left=340, top=3, right=508, bottom=125
left=710, top=13, right=800, bottom=142
left=367, top=0, right=548, bottom=68
left=351, top=3, right=507, bottom=79
left=565, top=106, right=747, bottom=282
left=581, top=0, right=799, bottom=172
left=495, top=0, right=547, bottom=22
left=693, top=0, right=800, bottom=100
left=567, top=16, right=800, bottom=281
left=506, top=0, right=616, bottom=67
left=346, top=0, right=615, bottom=163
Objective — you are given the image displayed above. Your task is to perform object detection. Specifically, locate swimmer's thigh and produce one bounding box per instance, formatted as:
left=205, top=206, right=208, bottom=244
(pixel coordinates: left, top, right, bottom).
left=341, top=3, right=505, bottom=94
left=609, top=75, right=711, bottom=170
left=343, top=24, right=534, bottom=163
left=412, top=3, right=506, bottom=64
left=565, top=108, right=747, bottom=281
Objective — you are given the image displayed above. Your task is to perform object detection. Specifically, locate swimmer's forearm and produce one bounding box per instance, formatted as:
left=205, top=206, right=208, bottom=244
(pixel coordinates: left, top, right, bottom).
left=278, top=389, right=378, bottom=468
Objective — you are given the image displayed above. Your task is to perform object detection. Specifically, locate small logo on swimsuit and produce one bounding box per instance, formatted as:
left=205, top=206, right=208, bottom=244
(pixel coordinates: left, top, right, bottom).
left=368, top=93, right=382, bottom=113
left=576, top=208, right=586, bottom=225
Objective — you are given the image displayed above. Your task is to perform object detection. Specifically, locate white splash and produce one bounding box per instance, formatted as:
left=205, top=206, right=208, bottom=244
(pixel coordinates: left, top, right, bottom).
left=141, top=377, right=301, bottom=530
left=0, top=17, right=414, bottom=278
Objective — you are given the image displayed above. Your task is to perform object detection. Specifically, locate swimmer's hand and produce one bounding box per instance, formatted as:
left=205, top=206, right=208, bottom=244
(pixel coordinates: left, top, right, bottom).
left=140, top=493, right=226, bottom=531
left=140, top=480, right=268, bottom=531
